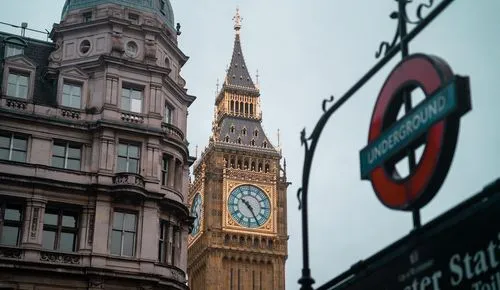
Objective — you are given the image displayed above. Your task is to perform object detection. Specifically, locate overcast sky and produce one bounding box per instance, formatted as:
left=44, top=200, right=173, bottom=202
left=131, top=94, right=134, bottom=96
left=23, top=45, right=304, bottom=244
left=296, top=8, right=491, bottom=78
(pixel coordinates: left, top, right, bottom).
left=1, top=1, right=499, bottom=288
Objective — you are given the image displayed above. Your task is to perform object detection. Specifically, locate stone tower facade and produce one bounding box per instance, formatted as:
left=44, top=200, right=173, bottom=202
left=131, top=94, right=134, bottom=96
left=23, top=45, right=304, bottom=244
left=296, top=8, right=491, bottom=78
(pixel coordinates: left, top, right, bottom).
left=0, top=1, right=195, bottom=289
left=187, top=9, right=289, bottom=290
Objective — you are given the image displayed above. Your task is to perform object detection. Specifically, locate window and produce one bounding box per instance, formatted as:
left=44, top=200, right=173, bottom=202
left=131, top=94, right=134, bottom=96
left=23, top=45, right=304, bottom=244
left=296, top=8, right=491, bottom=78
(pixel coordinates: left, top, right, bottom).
left=111, top=211, right=136, bottom=257
left=242, top=128, right=247, bottom=135
left=5, top=44, right=23, bottom=57
left=158, top=221, right=179, bottom=265
left=0, top=133, right=27, bottom=162
left=160, top=0, right=166, bottom=14
left=42, top=208, right=78, bottom=252
left=161, top=155, right=169, bottom=186
left=62, top=83, right=82, bottom=109
left=121, top=87, right=142, bottom=113
left=118, top=143, right=140, bottom=173
left=164, top=104, right=173, bottom=124
left=7, top=72, right=29, bottom=99
left=230, top=125, right=235, bottom=133
left=0, top=203, right=23, bottom=246
left=253, top=129, right=259, bottom=137
left=83, top=12, right=92, bottom=23
left=52, top=142, right=81, bottom=170
left=128, top=13, right=139, bottom=24
left=158, top=220, right=169, bottom=263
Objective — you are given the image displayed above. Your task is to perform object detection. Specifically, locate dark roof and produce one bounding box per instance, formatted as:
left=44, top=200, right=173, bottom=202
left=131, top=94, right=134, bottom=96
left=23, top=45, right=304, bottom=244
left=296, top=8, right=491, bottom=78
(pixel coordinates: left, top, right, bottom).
left=0, top=31, right=56, bottom=106
left=224, top=34, right=256, bottom=90
left=217, top=116, right=275, bottom=150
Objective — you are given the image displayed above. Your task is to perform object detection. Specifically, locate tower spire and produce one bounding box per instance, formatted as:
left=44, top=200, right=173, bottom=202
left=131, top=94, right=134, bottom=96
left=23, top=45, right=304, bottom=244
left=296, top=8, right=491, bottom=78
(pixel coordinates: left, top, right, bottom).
left=233, top=7, right=242, bottom=34
left=224, top=7, right=257, bottom=91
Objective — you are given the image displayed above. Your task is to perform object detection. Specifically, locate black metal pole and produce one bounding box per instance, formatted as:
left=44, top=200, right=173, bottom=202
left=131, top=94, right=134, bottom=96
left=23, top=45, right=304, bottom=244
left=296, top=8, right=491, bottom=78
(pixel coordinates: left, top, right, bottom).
left=398, top=0, right=421, bottom=229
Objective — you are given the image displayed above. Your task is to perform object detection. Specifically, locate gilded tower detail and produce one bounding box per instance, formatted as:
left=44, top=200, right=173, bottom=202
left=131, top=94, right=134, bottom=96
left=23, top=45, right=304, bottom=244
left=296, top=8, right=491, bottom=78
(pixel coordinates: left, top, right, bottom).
left=187, top=9, right=289, bottom=290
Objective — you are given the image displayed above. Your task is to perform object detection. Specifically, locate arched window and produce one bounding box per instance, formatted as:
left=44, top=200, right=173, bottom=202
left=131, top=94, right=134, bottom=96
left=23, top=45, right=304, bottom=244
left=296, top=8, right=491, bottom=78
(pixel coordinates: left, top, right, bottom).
left=237, top=160, right=242, bottom=169
left=250, top=139, right=255, bottom=146
left=230, top=125, right=235, bottom=133
left=250, top=104, right=254, bottom=115
left=242, top=128, right=247, bottom=135
left=265, top=164, right=270, bottom=173
left=230, top=100, right=234, bottom=112
left=253, top=129, right=259, bottom=137
left=258, top=163, right=263, bottom=172
left=240, top=102, right=244, bottom=113
left=235, top=102, right=239, bottom=112
left=244, top=160, right=249, bottom=169
left=263, top=141, right=268, bottom=148
left=237, top=137, right=241, bottom=144
left=251, top=161, right=256, bottom=171
left=245, top=103, right=249, bottom=115
left=224, top=135, right=229, bottom=142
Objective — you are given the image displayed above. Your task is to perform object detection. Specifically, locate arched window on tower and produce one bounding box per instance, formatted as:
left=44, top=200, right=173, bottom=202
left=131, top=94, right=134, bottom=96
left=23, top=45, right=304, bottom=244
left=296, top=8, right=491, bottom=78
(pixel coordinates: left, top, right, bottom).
left=250, top=139, right=255, bottom=146
left=263, top=141, right=268, bottom=148
left=235, top=102, right=239, bottom=113
left=265, top=163, right=270, bottom=173
left=230, top=100, right=234, bottom=113
left=224, top=135, right=229, bottom=142
left=244, top=160, right=249, bottom=170
left=230, top=125, right=235, bottom=133
left=258, top=162, right=263, bottom=172
left=237, top=159, right=242, bottom=169
left=251, top=161, right=256, bottom=171
left=242, top=128, right=247, bottom=135
left=245, top=103, right=249, bottom=115
left=230, top=158, right=235, bottom=168
left=237, top=137, right=241, bottom=144
left=253, top=129, right=259, bottom=137
left=250, top=104, right=254, bottom=115
left=240, top=102, right=244, bottom=113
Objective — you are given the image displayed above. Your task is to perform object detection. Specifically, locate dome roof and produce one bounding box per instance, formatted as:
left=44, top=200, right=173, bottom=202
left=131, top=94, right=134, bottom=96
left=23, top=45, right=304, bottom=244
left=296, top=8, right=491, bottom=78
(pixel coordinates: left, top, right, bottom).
left=61, top=0, right=175, bottom=30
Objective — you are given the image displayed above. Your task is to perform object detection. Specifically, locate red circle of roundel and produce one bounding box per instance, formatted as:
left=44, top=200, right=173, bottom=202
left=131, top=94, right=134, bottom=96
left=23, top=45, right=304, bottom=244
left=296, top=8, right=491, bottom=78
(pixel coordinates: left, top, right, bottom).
left=368, top=54, right=459, bottom=210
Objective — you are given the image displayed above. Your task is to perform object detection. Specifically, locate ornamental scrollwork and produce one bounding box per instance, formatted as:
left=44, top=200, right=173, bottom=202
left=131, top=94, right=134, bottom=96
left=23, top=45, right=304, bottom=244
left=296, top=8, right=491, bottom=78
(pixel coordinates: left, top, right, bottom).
left=375, top=0, right=437, bottom=59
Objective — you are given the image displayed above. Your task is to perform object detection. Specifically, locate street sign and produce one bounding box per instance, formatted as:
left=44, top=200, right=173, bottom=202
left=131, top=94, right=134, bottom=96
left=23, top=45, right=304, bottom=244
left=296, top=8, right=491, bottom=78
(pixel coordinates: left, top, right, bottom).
left=360, top=54, right=471, bottom=210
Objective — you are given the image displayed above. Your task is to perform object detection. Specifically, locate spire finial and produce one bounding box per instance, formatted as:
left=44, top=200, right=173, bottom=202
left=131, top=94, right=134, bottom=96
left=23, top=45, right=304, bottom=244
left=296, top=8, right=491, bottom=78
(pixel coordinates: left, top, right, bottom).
left=233, top=7, right=242, bottom=34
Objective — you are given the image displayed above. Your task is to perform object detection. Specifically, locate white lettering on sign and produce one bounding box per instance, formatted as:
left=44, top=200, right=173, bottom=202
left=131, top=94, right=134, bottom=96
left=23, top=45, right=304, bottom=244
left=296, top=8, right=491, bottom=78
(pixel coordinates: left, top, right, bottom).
left=367, top=95, right=447, bottom=165
left=402, top=271, right=442, bottom=290
left=449, top=233, right=500, bottom=286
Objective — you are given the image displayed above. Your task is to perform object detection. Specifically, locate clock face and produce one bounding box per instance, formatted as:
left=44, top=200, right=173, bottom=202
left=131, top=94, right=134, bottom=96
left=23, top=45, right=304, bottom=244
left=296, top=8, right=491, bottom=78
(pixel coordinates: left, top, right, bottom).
left=190, top=193, right=202, bottom=236
left=228, top=185, right=271, bottom=228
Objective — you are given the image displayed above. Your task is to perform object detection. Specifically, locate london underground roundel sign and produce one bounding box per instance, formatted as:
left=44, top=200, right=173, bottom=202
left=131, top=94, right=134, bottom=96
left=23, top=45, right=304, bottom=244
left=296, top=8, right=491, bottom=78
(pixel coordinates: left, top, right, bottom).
left=359, top=54, right=471, bottom=211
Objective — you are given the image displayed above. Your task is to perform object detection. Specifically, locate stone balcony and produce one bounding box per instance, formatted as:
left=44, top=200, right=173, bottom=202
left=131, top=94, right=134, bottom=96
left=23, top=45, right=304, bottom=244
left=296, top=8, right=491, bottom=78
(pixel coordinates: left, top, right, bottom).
left=161, top=122, right=184, bottom=142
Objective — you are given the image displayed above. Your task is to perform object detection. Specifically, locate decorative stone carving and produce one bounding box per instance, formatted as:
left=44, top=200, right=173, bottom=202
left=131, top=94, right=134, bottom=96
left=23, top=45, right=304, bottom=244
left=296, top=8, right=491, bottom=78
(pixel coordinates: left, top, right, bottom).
left=144, top=39, right=157, bottom=59
left=121, top=112, right=144, bottom=123
left=88, top=212, right=95, bottom=245
left=111, top=32, right=124, bottom=53
left=61, top=108, right=81, bottom=119
left=112, top=172, right=145, bottom=188
left=30, top=207, right=39, bottom=239
left=40, top=251, right=80, bottom=264
left=6, top=98, right=27, bottom=110
left=0, top=246, right=22, bottom=259
left=48, top=38, right=63, bottom=63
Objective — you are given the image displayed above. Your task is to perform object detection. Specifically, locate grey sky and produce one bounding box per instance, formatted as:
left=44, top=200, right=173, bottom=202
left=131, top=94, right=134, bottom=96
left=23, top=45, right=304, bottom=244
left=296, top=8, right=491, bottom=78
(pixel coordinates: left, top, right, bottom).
left=1, top=1, right=499, bottom=288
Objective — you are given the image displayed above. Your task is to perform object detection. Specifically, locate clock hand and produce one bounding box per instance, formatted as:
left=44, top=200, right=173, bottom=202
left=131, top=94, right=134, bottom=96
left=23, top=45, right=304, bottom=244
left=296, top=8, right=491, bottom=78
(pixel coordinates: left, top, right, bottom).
left=242, top=198, right=260, bottom=226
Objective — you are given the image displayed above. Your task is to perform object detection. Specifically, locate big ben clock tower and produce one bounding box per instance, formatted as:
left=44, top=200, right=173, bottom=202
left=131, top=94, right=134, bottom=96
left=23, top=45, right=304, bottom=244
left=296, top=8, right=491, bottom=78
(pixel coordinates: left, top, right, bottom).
left=187, top=8, right=289, bottom=290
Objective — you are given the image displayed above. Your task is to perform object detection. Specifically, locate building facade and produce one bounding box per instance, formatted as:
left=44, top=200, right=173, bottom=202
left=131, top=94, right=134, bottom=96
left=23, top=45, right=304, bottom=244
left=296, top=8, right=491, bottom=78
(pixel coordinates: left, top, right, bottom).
left=0, top=0, right=195, bottom=289
left=187, top=10, right=289, bottom=290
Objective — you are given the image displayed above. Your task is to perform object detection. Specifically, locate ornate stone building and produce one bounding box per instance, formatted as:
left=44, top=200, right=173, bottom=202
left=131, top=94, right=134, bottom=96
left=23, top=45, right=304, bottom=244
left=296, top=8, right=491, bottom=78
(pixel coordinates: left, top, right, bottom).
left=187, top=9, right=289, bottom=290
left=0, top=0, right=195, bottom=289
